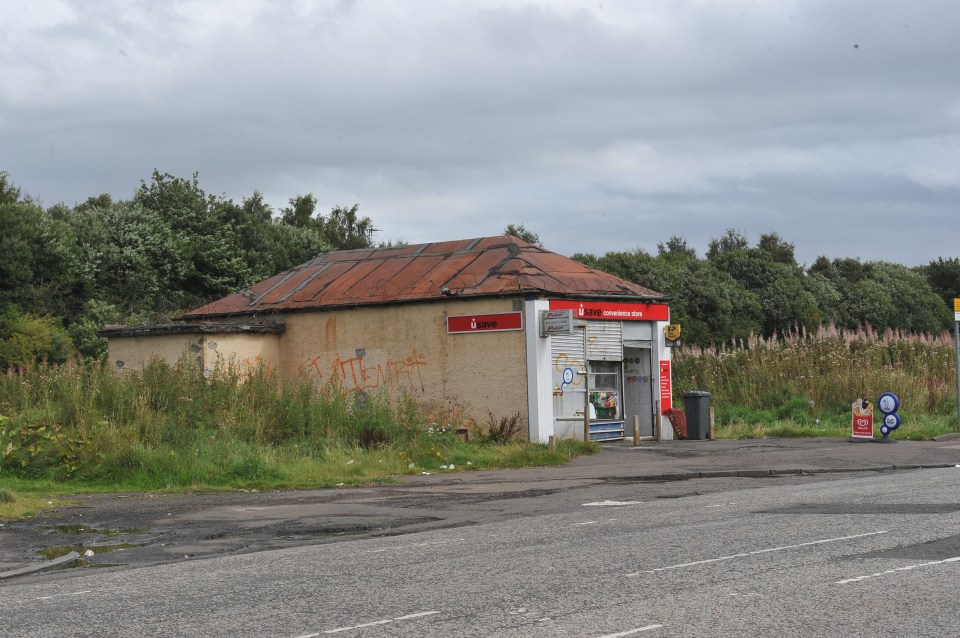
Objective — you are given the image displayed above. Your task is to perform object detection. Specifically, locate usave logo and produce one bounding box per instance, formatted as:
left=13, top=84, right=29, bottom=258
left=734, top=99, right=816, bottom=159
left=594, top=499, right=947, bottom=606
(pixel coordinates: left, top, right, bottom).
left=448, top=312, right=523, bottom=334
left=470, top=318, right=498, bottom=330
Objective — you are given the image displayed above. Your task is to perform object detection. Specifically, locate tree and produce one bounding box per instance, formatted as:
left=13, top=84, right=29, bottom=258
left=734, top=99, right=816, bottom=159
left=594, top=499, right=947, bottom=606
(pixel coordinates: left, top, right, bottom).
left=657, top=235, right=697, bottom=259
left=242, top=191, right=274, bottom=224
left=1, top=192, right=86, bottom=318
left=322, top=204, right=375, bottom=250
left=810, top=256, right=949, bottom=333
left=0, top=171, right=21, bottom=205
left=504, top=223, right=542, bottom=246
left=706, top=228, right=749, bottom=260
left=280, top=194, right=317, bottom=228
left=918, top=257, right=960, bottom=307
left=757, top=231, right=796, bottom=265
left=869, top=262, right=950, bottom=333
left=133, top=171, right=251, bottom=306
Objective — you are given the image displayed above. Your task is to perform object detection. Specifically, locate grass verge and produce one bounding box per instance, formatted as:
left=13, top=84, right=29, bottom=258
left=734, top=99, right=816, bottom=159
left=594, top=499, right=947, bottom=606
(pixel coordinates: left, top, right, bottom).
left=0, top=358, right=599, bottom=520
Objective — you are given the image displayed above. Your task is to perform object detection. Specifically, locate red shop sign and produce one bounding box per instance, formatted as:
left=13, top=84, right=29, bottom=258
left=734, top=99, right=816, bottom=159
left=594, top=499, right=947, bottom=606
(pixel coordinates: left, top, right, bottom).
left=447, top=312, right=524, bottom=334
left=659, top=360, right=672, bottom=413
left=549, top=300, right=669, bottom=322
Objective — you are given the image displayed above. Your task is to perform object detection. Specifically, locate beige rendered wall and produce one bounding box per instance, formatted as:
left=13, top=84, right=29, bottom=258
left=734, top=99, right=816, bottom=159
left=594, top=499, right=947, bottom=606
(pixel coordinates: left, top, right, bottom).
left=200, top=333, right=281, bottom=376
left=108, top=333, right=281, bottom=376
left=280, top=299, right=529, bottom=435
left=108, top=334, right=201, bottom=371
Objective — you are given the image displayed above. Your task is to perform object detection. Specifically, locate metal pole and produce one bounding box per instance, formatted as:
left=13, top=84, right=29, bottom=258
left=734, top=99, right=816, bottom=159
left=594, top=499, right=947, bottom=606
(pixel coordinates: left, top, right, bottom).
left=955, top=320, right=960, bottom=433
left=582, top=324, right=590, bottom=443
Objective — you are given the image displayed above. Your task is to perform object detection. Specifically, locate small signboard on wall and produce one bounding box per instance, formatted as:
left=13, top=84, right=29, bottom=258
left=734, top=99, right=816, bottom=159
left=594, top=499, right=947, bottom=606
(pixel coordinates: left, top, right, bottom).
left=447, top=311, right=523, bottom=334
left=540, top=309, right=573, bottom=337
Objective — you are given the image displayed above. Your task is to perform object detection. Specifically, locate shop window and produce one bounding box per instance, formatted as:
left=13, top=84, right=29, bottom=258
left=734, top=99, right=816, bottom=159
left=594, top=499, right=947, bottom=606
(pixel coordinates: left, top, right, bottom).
left=589, top=361, right=622, bottom=420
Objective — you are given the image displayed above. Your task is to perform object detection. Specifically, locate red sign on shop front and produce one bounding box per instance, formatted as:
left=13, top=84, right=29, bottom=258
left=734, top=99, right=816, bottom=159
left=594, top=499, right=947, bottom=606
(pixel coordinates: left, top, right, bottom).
left=659, top=360, right=672, bottom=413
left=447, top=311, right=524, bottom=334
left=549, top=300, right=669, bottom=322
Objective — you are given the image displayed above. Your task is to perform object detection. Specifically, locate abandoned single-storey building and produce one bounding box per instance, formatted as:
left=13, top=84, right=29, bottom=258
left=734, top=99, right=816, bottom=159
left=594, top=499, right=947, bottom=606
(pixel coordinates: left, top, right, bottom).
left=100, top=236, right=676, bottom=442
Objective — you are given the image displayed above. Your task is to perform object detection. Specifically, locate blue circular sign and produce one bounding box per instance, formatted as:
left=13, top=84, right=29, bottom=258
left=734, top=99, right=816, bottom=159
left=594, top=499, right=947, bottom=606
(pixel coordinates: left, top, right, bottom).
left=883, top=412, right=901, bottom=430
left=562, top=367, right=574, bottom=385
left=878, top=392, right=900, bottom=415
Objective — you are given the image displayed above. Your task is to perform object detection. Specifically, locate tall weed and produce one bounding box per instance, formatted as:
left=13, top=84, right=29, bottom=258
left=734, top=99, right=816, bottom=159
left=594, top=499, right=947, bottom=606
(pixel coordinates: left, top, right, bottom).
left=674, top=323, right=958, bottom=437
left=0, top=358, right=594, bottom=489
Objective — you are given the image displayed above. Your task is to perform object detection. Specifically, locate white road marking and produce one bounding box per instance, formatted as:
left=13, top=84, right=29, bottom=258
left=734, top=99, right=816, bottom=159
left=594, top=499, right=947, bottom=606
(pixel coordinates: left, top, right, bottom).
left=574, top=521, right=599, bottom=526
left=583, top=500, right=645, bottom=507
left=835, top=556, right=960, bottom=584
left=596, top=625, right=663, bottom=637
left=706, top=502, right=738, bottom=508
left=299, top=610, right=439, bottom=635
left=626, top=531, right=888, bottom=576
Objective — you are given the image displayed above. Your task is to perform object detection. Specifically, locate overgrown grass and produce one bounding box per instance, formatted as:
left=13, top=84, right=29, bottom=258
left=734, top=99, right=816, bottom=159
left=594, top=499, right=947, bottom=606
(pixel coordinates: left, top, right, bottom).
left=674, top=323, right=960, bottom=440
left=0, top=358, right=597, bottom=510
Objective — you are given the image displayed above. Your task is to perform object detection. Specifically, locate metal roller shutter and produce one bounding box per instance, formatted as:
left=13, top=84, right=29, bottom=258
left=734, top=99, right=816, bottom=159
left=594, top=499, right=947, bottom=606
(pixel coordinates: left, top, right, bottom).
left=551, top=332, right=584, bottom=371
left=587, top=321, right=622, bottom=361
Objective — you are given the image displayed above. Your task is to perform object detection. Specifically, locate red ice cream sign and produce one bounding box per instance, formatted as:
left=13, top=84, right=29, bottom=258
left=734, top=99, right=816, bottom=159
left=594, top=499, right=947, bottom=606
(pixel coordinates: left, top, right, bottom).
left=447, top=311, right=524, bottom=333
left=548, top=300, right=669, bottom=322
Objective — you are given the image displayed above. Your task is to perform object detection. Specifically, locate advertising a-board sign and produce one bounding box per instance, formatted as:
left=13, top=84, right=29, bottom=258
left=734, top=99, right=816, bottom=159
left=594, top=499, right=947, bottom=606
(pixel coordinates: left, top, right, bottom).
left=851, top=399, right=874, bottom=439
left=447, top=311, right=523, bottom=334
left=549, top=300, right=670, bottom=322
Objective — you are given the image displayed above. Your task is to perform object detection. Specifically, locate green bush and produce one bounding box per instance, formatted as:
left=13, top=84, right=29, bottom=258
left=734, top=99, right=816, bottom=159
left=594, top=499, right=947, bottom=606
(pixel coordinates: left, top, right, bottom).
left=0, top=305, right=75, bottom=370
left=0, top=412, right=84, bottom=479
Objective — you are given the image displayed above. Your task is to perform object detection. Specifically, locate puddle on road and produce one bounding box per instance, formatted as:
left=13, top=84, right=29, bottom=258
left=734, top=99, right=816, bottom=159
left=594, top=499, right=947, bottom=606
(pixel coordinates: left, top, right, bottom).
left=38, top=524, right=152, bottom=567
left=37, top=542, right=150, bottom=560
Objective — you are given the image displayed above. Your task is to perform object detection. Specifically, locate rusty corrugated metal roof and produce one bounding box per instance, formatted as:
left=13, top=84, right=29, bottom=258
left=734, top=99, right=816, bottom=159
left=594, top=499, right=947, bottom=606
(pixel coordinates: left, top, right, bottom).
left=184, top=236, right=664, bottom=318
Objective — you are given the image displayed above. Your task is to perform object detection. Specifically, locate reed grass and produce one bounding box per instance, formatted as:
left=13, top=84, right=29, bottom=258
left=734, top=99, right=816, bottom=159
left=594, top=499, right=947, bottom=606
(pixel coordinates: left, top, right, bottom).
left=673, top=323, right=959, bottom=439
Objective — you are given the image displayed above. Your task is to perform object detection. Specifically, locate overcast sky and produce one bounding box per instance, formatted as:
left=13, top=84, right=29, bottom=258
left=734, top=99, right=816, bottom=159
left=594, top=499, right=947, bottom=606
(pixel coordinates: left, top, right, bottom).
left=2, top=0, right=958, bottom=266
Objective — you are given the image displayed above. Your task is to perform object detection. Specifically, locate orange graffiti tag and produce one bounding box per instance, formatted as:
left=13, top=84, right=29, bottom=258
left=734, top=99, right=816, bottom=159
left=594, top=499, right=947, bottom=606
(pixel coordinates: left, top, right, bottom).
left=299, top=349, right=429, bottom=392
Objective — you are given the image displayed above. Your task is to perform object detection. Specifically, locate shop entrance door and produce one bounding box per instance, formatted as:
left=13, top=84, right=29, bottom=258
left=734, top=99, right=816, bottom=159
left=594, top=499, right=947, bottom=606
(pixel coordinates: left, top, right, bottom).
left=623, top=346, right=655, bottom=437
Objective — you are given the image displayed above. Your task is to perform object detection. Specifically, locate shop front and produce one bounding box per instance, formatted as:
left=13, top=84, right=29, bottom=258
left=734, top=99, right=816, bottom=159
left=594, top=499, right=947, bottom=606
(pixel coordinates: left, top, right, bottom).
left=532, top=299, right=672, bottom=442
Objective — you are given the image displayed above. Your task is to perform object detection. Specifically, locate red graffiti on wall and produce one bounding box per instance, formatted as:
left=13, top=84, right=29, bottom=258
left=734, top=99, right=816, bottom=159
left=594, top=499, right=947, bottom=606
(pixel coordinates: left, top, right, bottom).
left=298, top=348, right=429, bottom=392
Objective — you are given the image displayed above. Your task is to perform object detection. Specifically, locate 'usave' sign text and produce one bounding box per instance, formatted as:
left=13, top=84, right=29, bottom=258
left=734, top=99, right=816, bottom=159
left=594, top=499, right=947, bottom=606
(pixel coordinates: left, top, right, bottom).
left=549, top=300, right=669, bottom=322
left=447, top=311, right=523, bottom=334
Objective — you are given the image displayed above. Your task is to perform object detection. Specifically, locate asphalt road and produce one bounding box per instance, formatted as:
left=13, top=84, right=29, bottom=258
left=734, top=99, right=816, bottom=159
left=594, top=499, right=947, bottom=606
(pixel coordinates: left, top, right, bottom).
left=4, top=466, right=960, bottom=637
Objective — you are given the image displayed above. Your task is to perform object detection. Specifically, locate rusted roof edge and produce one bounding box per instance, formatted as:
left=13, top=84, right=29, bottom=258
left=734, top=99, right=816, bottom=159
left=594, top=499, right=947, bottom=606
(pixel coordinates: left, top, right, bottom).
left=97, top=322, right=286, bottom=338
left=171, top=289, right=670, bottom=321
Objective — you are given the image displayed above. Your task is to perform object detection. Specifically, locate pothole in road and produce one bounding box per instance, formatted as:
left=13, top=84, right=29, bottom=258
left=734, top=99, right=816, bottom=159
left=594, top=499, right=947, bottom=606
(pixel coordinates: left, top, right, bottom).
left=46, top=525, right=147, bottom=536
left=273, top=517, right=440, bottom=540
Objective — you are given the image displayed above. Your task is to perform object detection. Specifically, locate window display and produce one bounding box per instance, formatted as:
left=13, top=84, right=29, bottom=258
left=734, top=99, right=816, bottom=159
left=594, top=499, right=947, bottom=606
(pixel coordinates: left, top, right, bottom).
left=588, top=361, right=622, bottom=420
